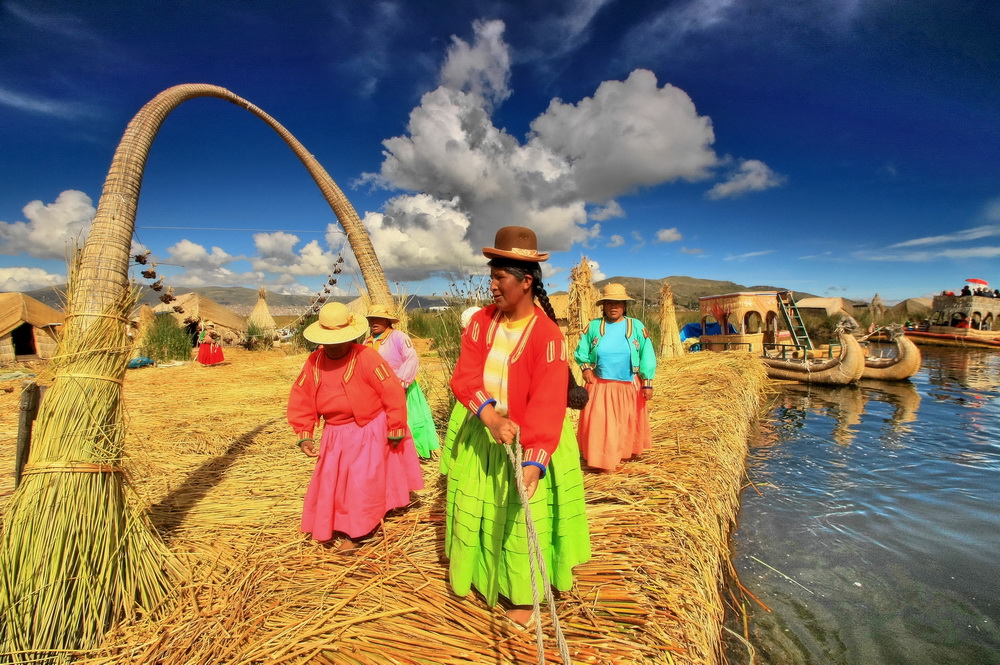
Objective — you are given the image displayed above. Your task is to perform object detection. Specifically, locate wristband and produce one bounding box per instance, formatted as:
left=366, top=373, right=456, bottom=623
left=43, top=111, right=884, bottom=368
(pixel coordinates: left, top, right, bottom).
left=521, top=460, right=547, bottom=479
left=475, top=398, right=497, bottom=418
left=297, top=438, right=315, bottom=447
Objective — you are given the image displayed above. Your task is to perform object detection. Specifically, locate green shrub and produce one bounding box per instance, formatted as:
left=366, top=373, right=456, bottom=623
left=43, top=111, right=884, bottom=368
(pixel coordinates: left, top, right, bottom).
left=141, top=314, right=194, bottom=362
left=243, top=321, right=273, bottom=351
left=288, top=314, right=318, bottom=354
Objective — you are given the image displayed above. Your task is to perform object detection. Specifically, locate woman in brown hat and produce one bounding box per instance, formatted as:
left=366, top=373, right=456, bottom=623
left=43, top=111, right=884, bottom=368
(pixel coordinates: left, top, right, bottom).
left=574, top=283, right=657, bottom=471
left=446, top=225, right=590, bottom=625
left=287, top=302, right=423, bottom=551
left=363, top=303, right=440, bottom=459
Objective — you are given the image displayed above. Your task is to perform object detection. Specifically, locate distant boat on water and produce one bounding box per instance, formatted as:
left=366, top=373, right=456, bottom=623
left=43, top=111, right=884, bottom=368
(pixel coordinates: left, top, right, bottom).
left=875, top=293, right=1000, bottom=350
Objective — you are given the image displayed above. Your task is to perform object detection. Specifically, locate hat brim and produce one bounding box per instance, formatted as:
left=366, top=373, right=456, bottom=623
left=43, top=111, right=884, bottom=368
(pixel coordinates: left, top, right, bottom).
left=596, top=295, right=634, bottom=304
left=302, top=318, right=369, bottom=345
left=364, top=313, right=400, bottom=323
left=482, top=247, right=550, bottom=262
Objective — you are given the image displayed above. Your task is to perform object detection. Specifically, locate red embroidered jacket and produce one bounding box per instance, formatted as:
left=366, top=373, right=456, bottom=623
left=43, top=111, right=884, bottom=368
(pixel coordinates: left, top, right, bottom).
left=450, top=304, right=569, bottom=468
left=288, top=344, right=407, bottom=440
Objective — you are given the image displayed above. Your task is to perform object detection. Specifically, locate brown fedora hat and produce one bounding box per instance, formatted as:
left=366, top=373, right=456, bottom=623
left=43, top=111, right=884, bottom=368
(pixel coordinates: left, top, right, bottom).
left=482, top=226, right=550, bottom=262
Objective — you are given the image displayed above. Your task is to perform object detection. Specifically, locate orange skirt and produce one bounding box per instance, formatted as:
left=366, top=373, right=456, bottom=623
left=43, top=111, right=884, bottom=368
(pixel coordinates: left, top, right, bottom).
left=576, top=377, right=651, bottom=470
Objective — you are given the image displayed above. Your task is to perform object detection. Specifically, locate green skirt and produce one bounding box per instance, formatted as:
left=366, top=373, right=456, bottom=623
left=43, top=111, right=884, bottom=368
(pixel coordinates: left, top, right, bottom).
left=406, top=380, right=440, bottom=458
left=439, top=402, right=470, bottom=476
left=445, top=417, right=591, bottom=606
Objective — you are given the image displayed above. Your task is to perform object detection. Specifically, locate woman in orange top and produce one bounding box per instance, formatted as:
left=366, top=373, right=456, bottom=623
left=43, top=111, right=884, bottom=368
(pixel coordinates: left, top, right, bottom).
left=288, top=302, right=423, bottom=551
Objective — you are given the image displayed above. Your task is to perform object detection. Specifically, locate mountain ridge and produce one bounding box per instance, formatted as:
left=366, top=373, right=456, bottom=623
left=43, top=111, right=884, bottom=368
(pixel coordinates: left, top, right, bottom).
left=18, top=278, right=829, bottom=315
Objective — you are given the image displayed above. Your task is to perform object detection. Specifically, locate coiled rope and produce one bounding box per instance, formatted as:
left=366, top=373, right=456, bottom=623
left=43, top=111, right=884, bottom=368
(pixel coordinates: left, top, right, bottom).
left=504, top=430, right=572, bottom=665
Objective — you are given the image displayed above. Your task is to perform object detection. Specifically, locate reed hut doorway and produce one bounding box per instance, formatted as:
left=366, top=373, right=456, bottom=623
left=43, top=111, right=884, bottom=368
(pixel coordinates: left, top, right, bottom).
left=11, top=322, right=37, bottom=356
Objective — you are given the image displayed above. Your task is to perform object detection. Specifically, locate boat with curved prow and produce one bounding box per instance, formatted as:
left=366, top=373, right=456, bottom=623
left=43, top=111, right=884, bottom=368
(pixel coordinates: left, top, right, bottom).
left=762, top=328, right=866, bottom=385
left=694, top=291, right=867, bottom=385
left=861, top=326, right=922, bottom=380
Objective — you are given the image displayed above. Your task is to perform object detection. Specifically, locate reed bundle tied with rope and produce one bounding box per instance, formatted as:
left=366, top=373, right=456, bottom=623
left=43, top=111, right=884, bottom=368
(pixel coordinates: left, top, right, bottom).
left=0, top=258, right=179, bottom=662
left=0, top=345, right=771, bottom=664
left=0, top=82, right=402, bottom=662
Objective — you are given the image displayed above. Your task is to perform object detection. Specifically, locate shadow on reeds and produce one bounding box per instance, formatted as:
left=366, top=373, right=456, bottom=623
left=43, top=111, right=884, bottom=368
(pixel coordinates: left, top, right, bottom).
left=148, top=420, right=275, bottom=541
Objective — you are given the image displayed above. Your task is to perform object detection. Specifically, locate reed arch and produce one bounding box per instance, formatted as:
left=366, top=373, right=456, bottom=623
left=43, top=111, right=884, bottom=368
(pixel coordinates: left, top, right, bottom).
left=77, top=83, right=392, bottom=316
left=0, top=84, right=395, bottom=659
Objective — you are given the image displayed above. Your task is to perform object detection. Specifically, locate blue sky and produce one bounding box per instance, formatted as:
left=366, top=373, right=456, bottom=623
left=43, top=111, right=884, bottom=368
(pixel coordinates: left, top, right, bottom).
left=1, top=1, right=998, bottom=304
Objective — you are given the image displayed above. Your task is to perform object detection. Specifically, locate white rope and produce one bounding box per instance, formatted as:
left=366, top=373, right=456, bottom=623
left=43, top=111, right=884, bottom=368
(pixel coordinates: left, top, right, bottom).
left=505, top=430, right=572, bottom=665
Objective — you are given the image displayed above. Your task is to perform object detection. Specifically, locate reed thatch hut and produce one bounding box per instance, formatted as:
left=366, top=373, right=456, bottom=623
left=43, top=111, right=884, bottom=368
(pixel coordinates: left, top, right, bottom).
left=0, top=292, right=65, bottom=363
left=153, top=292, right=247, bottom=343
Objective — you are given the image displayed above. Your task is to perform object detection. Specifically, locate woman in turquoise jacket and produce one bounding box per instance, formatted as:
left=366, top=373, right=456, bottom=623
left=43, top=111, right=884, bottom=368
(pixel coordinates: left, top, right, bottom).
left=574, top=283, right=656, bottom=471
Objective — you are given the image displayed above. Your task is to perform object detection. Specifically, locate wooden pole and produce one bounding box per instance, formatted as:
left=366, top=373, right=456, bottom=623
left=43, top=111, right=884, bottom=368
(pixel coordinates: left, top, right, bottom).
left=14, top=381, right=42, bottom=488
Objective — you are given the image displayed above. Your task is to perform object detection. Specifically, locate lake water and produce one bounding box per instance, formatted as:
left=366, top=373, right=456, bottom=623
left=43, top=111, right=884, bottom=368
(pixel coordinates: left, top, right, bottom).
left=724, top=345, right=1000, bottom=665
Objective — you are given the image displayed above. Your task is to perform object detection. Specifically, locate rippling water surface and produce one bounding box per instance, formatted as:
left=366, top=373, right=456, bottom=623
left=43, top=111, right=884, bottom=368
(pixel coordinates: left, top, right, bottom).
left=724, top=346, right=1000, bottom=665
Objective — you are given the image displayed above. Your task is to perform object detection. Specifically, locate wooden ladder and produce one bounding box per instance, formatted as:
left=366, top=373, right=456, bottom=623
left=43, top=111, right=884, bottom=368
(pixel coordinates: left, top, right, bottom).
left=777, top=291, right=813, bottom=350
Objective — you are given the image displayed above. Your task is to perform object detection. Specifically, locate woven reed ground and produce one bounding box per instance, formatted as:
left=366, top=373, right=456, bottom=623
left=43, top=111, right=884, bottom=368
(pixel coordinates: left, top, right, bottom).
left=0, top=344, right=767, bottom=665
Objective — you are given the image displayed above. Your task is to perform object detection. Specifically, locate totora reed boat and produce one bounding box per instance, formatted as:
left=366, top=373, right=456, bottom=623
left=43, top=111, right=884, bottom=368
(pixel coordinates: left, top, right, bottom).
left=861, top=325, right=922, bottom=380
left=692, top=291, right=870, bottom=385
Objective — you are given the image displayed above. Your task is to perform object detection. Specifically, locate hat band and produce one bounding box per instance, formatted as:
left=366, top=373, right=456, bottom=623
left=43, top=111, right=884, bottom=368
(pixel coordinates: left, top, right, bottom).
left=320, top=318, right=355, bottom=331
left=510, top=247, right=540, bottom=257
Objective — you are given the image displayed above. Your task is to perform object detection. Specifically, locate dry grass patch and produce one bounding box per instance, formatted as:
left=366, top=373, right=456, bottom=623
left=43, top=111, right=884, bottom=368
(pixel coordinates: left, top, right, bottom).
left=1, top=347, right=767, bottom=664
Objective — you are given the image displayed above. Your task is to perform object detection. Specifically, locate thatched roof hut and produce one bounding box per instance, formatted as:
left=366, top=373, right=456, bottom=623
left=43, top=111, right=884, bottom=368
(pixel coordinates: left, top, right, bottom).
left=888, top=297, right=933, bottom=319
left=152, top=292, right=247, bottom=341
left=795, top=296, right=857, bottom=317
left=0, top=292, right=65, bottom=362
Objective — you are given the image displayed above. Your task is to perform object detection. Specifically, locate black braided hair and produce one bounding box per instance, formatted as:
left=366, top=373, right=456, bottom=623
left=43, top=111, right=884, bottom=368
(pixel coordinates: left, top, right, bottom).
left=489, top=258, right=590, bottom=410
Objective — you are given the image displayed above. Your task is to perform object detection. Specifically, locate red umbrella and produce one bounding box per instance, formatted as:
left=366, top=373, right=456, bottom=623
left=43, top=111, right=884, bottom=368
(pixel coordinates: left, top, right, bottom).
left=966, top=278, right=990, bottom=286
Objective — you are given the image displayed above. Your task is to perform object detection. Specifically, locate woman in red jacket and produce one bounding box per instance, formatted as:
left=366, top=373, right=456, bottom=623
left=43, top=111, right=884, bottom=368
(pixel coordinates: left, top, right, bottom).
left=288, top=302, right=423, bottom=551
left=446, top=226, right=590, bottom=625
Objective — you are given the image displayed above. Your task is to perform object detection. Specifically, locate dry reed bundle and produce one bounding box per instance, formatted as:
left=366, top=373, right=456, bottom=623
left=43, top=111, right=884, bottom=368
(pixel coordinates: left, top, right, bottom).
left=23, top=346, right=768, bottom=665
left=658, top=283, right=684, bottom=358
left=0, top=82, right=401, bottom=661
left=136, top=304, right=155, bottom=347
left=566, top=258, right=599, bottom=358
left=0, top=261, right=179, bottom=662
left=248, top=287, right=279, bottom=338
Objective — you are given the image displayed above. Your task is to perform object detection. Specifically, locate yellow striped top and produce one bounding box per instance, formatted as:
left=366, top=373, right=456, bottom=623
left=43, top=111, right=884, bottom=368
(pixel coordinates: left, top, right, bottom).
left=483, top=316, right=529, bottom=416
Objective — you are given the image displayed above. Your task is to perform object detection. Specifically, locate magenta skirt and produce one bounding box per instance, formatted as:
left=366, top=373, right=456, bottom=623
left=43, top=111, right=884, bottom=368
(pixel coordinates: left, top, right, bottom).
left=301, top=411, right=424, bottom=541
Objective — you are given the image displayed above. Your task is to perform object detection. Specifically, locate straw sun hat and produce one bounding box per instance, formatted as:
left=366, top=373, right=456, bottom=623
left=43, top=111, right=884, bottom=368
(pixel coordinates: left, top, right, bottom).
left=364, top=304, right=400, bottom=323
left=303, top=302, right=369, bottom=345
left=595, top=283, right=634, bottom=304
left=482, top=226, right=550, bottom=263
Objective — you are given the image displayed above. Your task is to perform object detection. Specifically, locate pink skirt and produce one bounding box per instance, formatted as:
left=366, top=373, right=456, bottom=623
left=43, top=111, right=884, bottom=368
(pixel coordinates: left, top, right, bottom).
left=576, top=377, right=652, bottom=471
left=301, top=412, right=424, bottom=540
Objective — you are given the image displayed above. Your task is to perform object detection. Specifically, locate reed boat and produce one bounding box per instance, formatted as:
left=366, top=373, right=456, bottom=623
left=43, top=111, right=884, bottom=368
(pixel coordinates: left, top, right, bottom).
left=694, top=290, right=867, bottom=385
left=861, top=326, right=922, bottom=380
left=762, top=328, right=866, bottom=385
left=892, top=293, right=1000, bottom=349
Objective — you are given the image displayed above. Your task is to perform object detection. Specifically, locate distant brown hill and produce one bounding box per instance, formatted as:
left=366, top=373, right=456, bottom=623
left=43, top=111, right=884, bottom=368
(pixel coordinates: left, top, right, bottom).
left=586, top=276, right=821, bottom=311
left=22, top=278, right=824, bottom=315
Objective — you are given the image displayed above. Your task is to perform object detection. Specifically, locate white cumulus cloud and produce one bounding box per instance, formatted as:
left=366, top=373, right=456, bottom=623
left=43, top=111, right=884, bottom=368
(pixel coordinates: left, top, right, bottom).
left=357, top=20, right=762, bottom=280
left=0, top=190, right=95, bottom=258
left=655, top=227, right=683, bottom=243
left=166, top=239, right=235, bottom=269
left=0, top=266, right=65, bottom=291
left=590, top=200, right=624, bottom=222
left=588, top=259, right=606, bottom=281
left=706, top=159, right=786, bottom=199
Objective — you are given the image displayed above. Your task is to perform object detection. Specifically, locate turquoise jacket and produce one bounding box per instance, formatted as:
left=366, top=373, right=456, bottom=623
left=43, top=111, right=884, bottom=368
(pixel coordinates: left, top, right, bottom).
left=574, top=317, right=657, bottom=385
